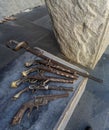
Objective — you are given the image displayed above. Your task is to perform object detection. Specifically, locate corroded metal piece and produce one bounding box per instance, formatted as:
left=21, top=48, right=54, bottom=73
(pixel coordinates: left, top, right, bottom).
left=6, top=40, right=28, bottom=51
left=25, top=59, right=76, bottom=75
left=13, top=88, right=29, bottom=100
left=11, top=78, right=28, bottom=88
left=37, top=66, right=78, bottom=79
left=11, top=93, right=69, bottom=125
left=13, top=84, right=74, bottom=100
left=6, top=40, right=103, bottom=83
left=11, top=75, right=75, bottom=88
left=22, top=65, right=78, bottom=79
left=27, top=75, right=75, bottom=84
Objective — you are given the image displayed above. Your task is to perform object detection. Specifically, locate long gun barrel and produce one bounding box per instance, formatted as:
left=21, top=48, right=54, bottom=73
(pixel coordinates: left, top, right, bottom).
left=22, top=65, right=78, bottom=79
left=25, top=60, right=77, bottom=75
left=13, top=85, right=74, bottom=100
left=11, top=93, right=68, bottom=125
left=6, top=40, right=103, bottom=83
left=11, top=75, right=75, bottom=88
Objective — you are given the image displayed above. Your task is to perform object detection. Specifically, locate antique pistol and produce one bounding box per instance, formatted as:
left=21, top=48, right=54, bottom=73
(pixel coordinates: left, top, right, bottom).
left=25, top=59, right=77, bottom=75
left=11, top=93, right=68, bottom=125
left=11, top=75, right=75, bottom=88
left=22, top=65, right=78, bottom=79
left=13, top=84, right=74, bottom=100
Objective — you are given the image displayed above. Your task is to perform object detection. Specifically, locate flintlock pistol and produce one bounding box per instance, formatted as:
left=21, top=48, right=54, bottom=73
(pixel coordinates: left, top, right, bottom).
left=11, top=75, right=75, bottom=88
left=13, top=84, right=74, bottom=100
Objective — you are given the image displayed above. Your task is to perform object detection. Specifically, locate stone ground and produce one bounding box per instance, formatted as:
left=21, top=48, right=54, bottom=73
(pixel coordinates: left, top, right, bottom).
left=0, top=5, right=109, bottom=130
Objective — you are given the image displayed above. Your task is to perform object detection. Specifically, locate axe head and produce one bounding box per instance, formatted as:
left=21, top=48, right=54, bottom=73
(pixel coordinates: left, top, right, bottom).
left=6, top=40, right=28, bottom=51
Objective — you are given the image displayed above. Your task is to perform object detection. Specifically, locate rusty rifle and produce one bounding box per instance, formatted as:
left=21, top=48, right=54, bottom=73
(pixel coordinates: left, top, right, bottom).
left=6, top=40, right=103, bottom=83
left=22, top=65, right=78, bottom=79
left=25, top=59, right=77, bottom=75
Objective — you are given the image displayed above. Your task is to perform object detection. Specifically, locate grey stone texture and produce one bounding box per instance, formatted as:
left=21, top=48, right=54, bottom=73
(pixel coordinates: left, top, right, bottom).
left=0, top=0, right=44, bottom=20
left=45, top=0, right=109, bottom=69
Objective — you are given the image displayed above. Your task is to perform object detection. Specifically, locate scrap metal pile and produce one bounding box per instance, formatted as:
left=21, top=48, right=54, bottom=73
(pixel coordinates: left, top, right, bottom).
left=6, top=40, right=103, bottom=126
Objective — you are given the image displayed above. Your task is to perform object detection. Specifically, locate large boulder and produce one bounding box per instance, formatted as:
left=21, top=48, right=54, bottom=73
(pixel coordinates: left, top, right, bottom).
left=45, top=0, right=109, bottom=69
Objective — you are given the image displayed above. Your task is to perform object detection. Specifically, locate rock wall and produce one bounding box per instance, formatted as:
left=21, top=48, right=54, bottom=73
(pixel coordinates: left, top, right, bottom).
left=0, top=0, right=44, bottom=20
left=45, top=0, right=109, bottom=69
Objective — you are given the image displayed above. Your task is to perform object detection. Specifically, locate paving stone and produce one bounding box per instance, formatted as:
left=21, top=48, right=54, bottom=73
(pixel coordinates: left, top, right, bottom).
left=16, top=6, right=48, bottom=22
left=104, top=45, right=109, bottom=55
left=65, top=91, right=94, bottom=130
left=0, top=21, right=50, bottom=46
left=33, top=15, right=52, bottom=30
left=65, top=51, right=109, bottom=130
left=32, top=31, right=62, bottom=56
left=101, top=54, right=109, bottom=86
left=14, top=17, right=51, bottom=31
left=85, top=55, right=104, bottom=86
left=65, top=89, right=109, bottom=130
left=104, top=114, right=109, bottom=130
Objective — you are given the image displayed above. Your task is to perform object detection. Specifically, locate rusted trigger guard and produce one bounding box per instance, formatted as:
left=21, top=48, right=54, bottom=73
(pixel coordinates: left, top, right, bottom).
left=6, top=40, right=28, bottom=51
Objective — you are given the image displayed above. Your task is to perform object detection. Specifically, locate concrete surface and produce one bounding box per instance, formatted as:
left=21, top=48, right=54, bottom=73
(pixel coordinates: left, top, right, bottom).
left=0, top=5, right=109, bottom=130
left=0, top=0, right=44, bottom=20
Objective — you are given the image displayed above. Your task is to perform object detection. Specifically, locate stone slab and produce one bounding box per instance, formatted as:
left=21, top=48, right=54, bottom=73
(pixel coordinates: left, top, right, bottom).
left=45, top=0, right=109, bottom=69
